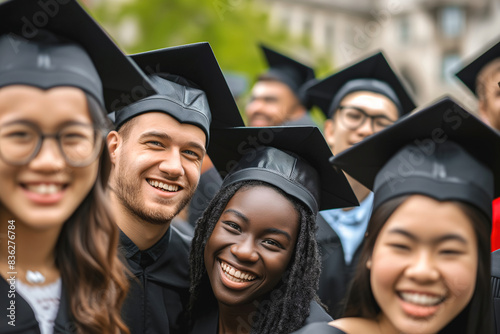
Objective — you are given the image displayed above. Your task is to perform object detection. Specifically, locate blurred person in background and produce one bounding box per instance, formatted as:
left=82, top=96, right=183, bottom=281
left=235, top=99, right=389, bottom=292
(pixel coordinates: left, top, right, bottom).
left=306, top=51, right=416, bottom=318
left=245, top=44, right=317, bottom=127
left=455, top=40, right=500, bottom=252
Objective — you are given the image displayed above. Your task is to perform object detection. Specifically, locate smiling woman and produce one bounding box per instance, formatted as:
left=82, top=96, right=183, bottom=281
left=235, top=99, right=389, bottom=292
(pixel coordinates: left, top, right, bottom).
left=338, top=195, right=487, bottom=334
left=203, top=184, right=300, bottom=307
left=0, top=0, right=157, bottom=333
left=294, top=97, right=498, bottom=334
left=187, top=126, right=358, bottom=334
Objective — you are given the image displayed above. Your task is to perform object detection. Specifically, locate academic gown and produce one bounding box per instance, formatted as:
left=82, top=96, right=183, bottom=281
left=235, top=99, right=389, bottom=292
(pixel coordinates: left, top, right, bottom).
left=188, top=166, right=223, bottom=227
left=189, top=300, right=333, bottom=334
left=491, top=249, right=500, bottom=333
left=315, top=215, right=363, bottom=318
left=0, top=276, right=75, bottom=333
left=290, top=322, right=347, bottom=334
left=120, top=225, right=192, bottom=334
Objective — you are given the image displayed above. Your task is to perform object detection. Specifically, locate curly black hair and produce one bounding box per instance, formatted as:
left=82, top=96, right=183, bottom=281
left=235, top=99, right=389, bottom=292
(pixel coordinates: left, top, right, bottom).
left=188, top=180, right=323, bottom=334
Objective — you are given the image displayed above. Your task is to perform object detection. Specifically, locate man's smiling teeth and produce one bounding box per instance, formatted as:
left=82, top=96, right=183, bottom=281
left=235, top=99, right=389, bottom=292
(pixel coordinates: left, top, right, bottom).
left=221, top=261, right=256, bottom=282
left=26, top=184, right=62, bottom=195
left=148, top=179, right=179, bottom=192
left=400, top=292, right=444, bottom=306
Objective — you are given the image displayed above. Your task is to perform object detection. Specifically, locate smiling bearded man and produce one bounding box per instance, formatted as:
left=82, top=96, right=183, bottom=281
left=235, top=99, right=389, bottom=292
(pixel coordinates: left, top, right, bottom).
left=106, top=42, right=243, bottom=334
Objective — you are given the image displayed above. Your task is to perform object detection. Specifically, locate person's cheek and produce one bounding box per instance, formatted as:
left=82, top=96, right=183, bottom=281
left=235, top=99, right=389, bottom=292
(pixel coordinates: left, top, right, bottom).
left=442, top=261, right=476, bottom=305
left=371, top=252, right=398, bottom=291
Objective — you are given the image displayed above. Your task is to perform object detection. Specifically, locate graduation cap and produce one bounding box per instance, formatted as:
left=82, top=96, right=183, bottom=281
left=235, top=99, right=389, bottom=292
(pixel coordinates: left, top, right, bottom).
left=109, top=42, right=244, bottom=143
left=331, top=96, right=500, bottom=220
left=306, top=51, right=416, bottom=119
left=259, top=44, right=316, bottom=108
left=0, top=0, right=156, bottom=111
left=208, top=126, right=359, bottom=214
left=455, top=38, right=500, bottom=96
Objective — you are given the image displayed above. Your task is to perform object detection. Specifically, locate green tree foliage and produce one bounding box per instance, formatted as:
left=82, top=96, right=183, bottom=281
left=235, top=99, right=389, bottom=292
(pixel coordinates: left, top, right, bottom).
left=90, top=0, right=328, bottom=125
left=92, top=0, right=290, bottom=84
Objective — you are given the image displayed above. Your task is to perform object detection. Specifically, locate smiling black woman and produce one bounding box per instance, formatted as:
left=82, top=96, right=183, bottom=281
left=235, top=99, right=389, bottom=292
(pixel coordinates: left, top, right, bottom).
left=187, top=126, right=358, bottom=334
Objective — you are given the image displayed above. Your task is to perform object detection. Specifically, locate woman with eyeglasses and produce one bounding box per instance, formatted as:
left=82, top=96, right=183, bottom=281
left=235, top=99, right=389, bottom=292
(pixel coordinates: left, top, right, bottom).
left=304, top=51, right=416, bottom=318
left=0, top=1, right=155, bottom=333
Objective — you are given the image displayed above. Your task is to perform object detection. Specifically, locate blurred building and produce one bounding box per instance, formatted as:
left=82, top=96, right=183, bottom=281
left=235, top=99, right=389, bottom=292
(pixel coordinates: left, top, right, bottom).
left=265, top=0, right=500, bottom=111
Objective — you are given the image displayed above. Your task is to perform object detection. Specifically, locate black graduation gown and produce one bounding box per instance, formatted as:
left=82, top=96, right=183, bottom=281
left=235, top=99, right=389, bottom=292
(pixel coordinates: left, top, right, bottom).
left=491, top=249, right=500, bottom=333
left=188, top=166, right=223, bottom=227
left=189, top=300, right=332, bottom=334
left=0, top=276, right=75, bottom=333
left=171, top=217, right=195, bottom=238
left=120, top=225, right=192, bottom=334
left=315, top=215, right=363, bottom=318
left=290, top=322, right=347, bottom=334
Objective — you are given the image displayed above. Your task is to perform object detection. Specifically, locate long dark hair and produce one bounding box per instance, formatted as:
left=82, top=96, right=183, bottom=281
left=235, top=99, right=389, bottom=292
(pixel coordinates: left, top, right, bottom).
left=55, top=95, right=129, bottom=334
left=343, top=195, right=492, bottom=334
left=188, top=180, right=322, bottom=334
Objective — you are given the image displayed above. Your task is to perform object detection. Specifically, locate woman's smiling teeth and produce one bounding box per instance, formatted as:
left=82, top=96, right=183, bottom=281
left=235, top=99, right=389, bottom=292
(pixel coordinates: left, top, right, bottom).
left=25, top=183, right=63, bottom=195
left=147, top=179, right=179, bottom=192
left=399, top=292, right=444, bottom=306
left=221, top=261, right=256, bottom=282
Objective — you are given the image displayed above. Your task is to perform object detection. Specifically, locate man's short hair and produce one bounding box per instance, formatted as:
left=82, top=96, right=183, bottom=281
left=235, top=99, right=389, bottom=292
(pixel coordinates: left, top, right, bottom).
left=117, top=116, right=138, bottom=142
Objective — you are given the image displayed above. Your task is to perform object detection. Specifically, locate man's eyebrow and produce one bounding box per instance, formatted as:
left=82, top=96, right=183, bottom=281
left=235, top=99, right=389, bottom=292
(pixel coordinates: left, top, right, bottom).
left=139, top=130, right=206, bottom=153
left=186, top=141, right=206, bottom=155
left=251, top=94, right=279, bottom=101
left=138, top=130, right=171, bottom=141
left=340, top=105, right=396, bottom=121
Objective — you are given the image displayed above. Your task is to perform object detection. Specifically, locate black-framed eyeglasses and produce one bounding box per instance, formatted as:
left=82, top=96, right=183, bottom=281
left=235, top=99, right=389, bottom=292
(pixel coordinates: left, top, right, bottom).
left=337, top=105, right=396, bottom=132
left=0, top=120, right=105, bottom=167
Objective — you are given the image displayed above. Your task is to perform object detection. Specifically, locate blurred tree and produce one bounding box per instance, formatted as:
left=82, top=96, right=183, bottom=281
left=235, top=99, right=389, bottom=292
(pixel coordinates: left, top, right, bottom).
left=92, top=1, right=284, bottom=86
left=90, top=0, right=328, bottom=125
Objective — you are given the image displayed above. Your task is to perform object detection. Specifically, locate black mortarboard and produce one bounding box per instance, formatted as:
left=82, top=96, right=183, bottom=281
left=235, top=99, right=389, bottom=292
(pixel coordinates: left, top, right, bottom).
left=0, top=0, right=156, bottom=111
left=306, top=51, right=416, bottom=119
left=331, top=96, right=500, bottom=220
left=259, top=44, right=316, bottom=108
left=109, top=42, right=244, bottom=143
left=455, top=38, right=500, bottom=96
left=208, top=126, right=358, bottom=214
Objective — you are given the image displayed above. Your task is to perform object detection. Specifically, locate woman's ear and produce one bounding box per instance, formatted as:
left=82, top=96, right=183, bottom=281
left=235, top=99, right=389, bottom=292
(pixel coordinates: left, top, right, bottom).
left=366, top=258, right=372, bottom=270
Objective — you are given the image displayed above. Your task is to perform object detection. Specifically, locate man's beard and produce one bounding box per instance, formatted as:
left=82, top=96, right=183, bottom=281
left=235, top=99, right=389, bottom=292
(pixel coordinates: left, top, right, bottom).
left=114, top=172, right=194, bottom=226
